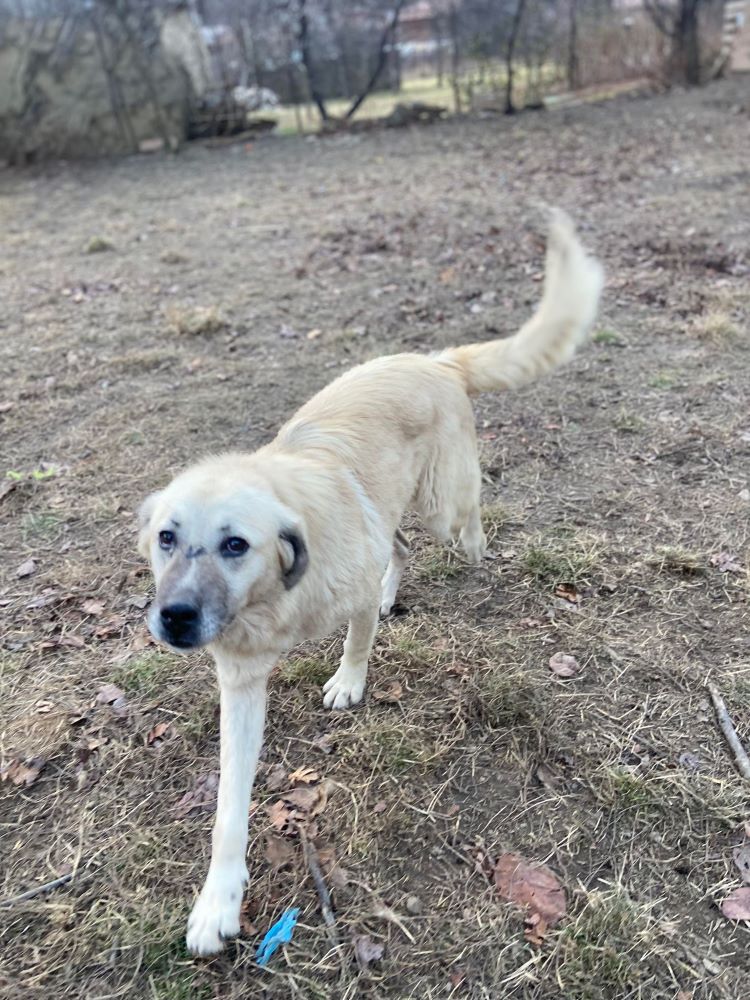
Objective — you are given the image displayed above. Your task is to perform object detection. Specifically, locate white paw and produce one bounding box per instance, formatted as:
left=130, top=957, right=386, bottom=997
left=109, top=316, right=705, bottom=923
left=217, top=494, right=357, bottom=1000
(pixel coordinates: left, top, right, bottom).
left=463, top=542, right=486, bottom=564
left=185, top=863, right=248, bottom=957
left=379, top=592, right=397, bottom=617
left=322, top=664, right=366, bottom=709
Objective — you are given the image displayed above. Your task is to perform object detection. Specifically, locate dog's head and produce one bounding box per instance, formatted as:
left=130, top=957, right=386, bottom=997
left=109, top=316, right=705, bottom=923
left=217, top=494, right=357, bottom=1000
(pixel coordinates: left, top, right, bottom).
left=137, top=460, right=308, bottom=651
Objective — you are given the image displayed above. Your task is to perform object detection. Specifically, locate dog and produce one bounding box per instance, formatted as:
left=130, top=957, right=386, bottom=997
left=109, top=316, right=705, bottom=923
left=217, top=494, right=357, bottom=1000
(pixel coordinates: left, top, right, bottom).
left=137, top=211, right=603, bottom=955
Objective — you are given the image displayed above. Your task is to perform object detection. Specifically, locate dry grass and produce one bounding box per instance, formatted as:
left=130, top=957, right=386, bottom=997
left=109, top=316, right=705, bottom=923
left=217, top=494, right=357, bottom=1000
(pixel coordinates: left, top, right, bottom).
left=2, top=78, right=750, bottom=999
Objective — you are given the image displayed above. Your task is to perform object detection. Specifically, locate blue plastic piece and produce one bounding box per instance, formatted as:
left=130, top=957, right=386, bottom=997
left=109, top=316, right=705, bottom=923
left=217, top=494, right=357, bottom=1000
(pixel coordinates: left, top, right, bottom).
left=255, top=907, right=300, bottom=967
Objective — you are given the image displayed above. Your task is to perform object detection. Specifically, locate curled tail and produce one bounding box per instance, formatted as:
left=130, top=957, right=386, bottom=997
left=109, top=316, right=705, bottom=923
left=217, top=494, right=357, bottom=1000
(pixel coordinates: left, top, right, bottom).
left=439, top=211, right=604, bottom=395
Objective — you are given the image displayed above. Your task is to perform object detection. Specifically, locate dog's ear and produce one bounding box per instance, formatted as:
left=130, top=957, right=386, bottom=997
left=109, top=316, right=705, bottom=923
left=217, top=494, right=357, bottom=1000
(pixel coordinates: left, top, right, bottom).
left=137, top=491, right=162, bottom=558
left=277, top=527, right=309, bottom=590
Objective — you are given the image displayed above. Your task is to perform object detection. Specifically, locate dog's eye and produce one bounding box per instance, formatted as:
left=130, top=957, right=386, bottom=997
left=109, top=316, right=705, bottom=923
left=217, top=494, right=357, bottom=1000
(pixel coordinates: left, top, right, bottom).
left=158, top=530, right=176, bottom=550
left=221, top=536, right=249, bottom=558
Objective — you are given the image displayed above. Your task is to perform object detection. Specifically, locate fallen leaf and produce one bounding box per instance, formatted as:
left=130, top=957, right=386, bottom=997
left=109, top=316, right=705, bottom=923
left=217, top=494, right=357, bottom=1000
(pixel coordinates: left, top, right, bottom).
left=548, top=652, right=581, bottom=678
left=733, top=844, right=750, bottom=884
left=353, top=934, right=384, bottom=970
left=439, top=266, right=456, bottom=284
left=493, top=852, right=567, bottom=944
left=1, top=756, right=46, bottom=787
left=373, top=800, right=387, bottom=814
left=128, top=594, right=150, bottom=610
left=719, top=886, right=750, bottom=921
left=239, top=899, right=257, bottom=937
left=267, top=799, right=294, bottom=832
left=96, top=683, right=126, bottom=705
left=553, top=583, right=580, bottom=603
left=0, top=401, right=14, bottom=413
left=710, top=552, right=743, bottom=574
left=81, top=599, right=106, bottom=616
left=264, top=835, right=296, bottom=868
left=16, top=558, right=36, bottom=578
left=131, top=631, right=154, bottom=651
left=264, top=762, right=288, bottom=792
left=0, top=479, right=17, bottom=502
left=173, top=771, right=219, bottom=818
left=146, top=721, right=172, bottom=746
left=59, top=635, right=85, bottom=649
left=518, top=617, right=544, bottom=629
left=372, top=680, right=403, bottom=703
left=288, top=766, right=319, bottom=786
left=279, top=323, right=299, bottom=339
left=312, top=733, right=334, bottom=754
left=306, top=328, right=322, bottom=340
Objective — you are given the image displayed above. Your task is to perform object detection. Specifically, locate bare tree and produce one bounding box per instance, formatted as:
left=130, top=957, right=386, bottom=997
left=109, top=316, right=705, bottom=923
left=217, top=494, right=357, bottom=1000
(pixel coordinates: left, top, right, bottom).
left=344, top=0, right=406, bottom=120
left=567, top=0, right=579, bottom=90
left=645, top=0, right=704, bottom=85
left=298, top=0, right=329, bottom=119
left=504, top=0, right=526, bottom=114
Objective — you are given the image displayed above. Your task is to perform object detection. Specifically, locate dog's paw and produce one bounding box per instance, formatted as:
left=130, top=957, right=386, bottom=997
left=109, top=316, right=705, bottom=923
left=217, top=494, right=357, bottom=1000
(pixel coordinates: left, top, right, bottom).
left=379, top=594, right=396, bottom=617
left=185, top=864, right=248, bottom=957
left=322, top=664, right=366, bottom=709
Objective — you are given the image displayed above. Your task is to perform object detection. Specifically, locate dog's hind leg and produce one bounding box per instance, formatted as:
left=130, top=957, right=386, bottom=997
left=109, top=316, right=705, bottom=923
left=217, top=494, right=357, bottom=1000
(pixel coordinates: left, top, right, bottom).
left=323, top=606, right=379, bottom=709
left=380, top=529, right=409, bottom=617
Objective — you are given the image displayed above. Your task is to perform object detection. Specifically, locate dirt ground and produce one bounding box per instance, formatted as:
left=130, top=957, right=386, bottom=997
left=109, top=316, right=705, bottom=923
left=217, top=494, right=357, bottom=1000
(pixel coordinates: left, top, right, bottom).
left=1, top=78, right=750, bottom=1000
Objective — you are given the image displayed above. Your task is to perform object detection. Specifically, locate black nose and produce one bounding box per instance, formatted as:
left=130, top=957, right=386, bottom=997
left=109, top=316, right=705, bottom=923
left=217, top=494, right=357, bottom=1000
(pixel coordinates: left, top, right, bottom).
left=160, top=603, right=200, bottom=647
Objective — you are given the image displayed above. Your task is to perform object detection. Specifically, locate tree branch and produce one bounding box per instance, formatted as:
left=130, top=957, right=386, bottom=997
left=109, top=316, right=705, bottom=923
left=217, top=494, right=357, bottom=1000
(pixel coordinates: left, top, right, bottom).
left=344, top=0, right=407, bottom=121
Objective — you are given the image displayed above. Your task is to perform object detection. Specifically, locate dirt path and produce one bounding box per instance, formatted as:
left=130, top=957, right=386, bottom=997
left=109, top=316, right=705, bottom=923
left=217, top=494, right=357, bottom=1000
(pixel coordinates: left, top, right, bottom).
left=1, top=79, right=749, bottom=999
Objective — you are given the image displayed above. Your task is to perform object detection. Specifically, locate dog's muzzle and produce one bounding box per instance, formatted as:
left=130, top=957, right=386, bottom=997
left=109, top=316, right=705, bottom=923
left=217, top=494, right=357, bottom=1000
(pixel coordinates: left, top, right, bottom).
left=158, top=602, right=202, bottom=649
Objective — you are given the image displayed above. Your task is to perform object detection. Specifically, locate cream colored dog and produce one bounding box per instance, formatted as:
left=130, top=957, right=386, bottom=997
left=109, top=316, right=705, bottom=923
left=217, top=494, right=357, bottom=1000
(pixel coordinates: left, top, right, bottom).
left=138, top=212, right=603, bottom=955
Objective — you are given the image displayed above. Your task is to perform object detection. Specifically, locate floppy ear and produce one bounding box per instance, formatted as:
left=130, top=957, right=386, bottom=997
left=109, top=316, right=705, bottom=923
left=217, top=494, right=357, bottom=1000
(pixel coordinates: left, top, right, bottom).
left=137, top=491, right=162, bottom=558
left=277, top=528, right=309, bottom=590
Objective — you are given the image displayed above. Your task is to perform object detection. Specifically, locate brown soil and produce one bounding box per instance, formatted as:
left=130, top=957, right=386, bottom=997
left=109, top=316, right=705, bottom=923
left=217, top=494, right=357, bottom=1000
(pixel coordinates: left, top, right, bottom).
left=1, top=78, right=749, bottom=999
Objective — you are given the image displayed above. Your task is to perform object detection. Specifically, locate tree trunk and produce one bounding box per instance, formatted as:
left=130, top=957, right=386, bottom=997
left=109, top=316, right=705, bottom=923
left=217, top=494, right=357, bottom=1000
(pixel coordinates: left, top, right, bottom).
left=449, top=2, right=462, bottom=114
left=504, top=0, right=526, bottom=115
left=672, top=0, right=701, bottom=85
left=567, top=0, right=579, bottom=91
left=298, top=0, right=329, bottom=121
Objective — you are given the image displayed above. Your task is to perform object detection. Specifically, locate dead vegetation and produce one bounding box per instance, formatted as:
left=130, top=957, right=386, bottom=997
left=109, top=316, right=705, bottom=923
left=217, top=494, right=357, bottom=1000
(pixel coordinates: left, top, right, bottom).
left=1, top=79, right=750, bottom=999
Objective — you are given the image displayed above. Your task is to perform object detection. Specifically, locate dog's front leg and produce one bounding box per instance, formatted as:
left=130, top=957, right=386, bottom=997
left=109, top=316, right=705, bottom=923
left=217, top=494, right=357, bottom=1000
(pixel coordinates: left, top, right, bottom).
left=186, top=655, right=272, bottom=956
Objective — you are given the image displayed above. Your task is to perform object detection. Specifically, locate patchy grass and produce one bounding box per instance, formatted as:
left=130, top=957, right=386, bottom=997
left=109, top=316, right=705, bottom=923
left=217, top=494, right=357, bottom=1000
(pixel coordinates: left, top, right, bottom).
left=592, top=328, right=624, bottom=345
left=278, top=654, right=332, bottom=688
left=2, top=78, right=750, bottom=1000
left=690, top=308, right=743, bottom=346
left=555, top=884, right=658, bottom=997
left=21, top=510, right=65, bottom=542
left=165, top=305, right=227, bottom=337
left=521, top=531, right=601, bottom=586
left=112, top=650, right=177, bottom=698
left=649, top=544, right=705, bottom=576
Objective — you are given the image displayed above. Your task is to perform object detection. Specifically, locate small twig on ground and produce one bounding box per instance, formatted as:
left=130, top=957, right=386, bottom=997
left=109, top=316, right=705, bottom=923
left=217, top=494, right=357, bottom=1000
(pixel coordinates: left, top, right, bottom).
left=1, top=872, right=73, bottom=907
left=299, top=828, right=336, bottom=931
left=708, top=682, right=750, bottom=782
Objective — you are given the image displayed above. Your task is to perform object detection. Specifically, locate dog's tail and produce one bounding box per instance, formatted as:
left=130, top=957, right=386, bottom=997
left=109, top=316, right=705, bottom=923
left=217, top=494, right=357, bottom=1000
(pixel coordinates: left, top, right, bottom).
left=439, top=211, right=604, bottom=395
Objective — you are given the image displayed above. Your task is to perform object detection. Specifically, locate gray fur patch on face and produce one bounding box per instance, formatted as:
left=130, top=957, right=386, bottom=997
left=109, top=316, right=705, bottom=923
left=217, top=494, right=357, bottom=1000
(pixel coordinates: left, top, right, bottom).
left=185, top=545, right=207, bottom=560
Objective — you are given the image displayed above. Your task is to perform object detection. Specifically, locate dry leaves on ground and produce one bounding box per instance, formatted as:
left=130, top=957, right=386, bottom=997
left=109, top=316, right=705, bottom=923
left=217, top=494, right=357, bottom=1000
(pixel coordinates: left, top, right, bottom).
left=493, top=852, right=567, bottom=944
left=548, top=652, right=581, bottom=678
left=372, top=680, right=403, bottom=703
left=173, top=771, right=219, bottom=818
left=146, top=721, right=173, bottom=747
left=733, top=844, right=750, bottom=884
left=266, top=779, right=334, bottom=835
left=288, top=766, right=319, bottom=785
left=719, top=887, right=750, bottom=921
left=16, top=558, right=36, bottom=578
left=1, top=756, right=46, bottom=787
left=710, top=552, right=743, bottom=574
left=353, top=934, right=384, bottom=970
left=95, top=683, right=128, bottom=718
